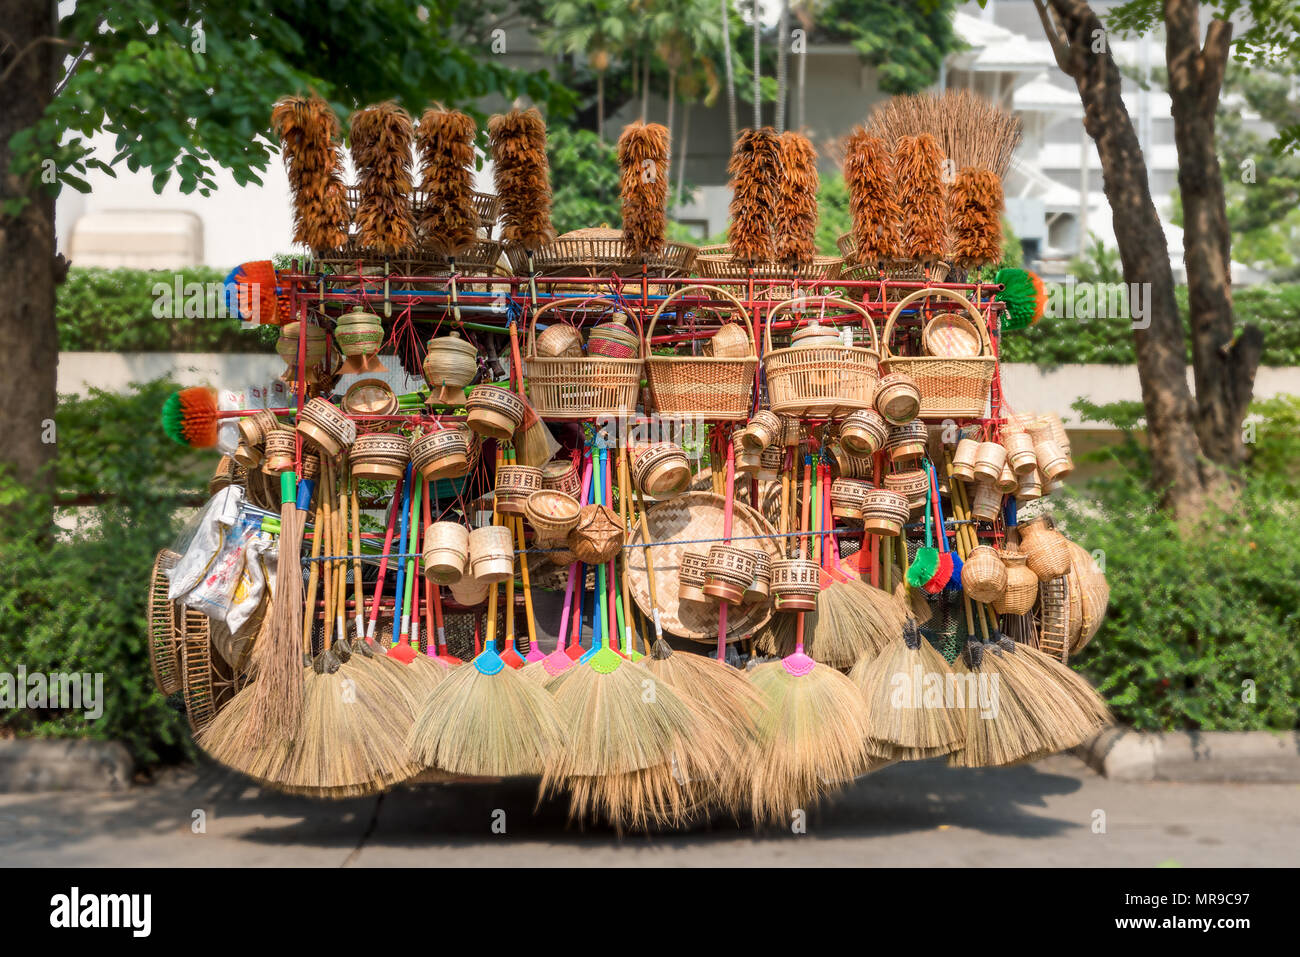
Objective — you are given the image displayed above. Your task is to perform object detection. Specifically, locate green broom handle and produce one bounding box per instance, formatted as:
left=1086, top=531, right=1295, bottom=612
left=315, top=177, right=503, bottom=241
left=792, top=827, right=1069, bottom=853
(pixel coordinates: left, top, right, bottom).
left=596, top=447, right=609, bottom=650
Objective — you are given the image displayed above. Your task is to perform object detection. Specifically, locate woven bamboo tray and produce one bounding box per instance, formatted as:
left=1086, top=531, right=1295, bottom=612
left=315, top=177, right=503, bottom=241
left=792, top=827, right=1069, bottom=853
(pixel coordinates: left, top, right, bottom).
left=181, top=610, right=250, bottom=735
left=624, top=492, right=781, bottom=643
left=835, top=232, right=953, bottom=285
left=1036, top=574, right=1071, bottom=662
left=148, top=550, right=182, bottom=696
left=881, top=287, right=995, bottom=419
left=505, top=227, right=698, bottom=277
left=1067, top=541, right=1109, bottom=653
left=694, top=243, right=843, bottom=286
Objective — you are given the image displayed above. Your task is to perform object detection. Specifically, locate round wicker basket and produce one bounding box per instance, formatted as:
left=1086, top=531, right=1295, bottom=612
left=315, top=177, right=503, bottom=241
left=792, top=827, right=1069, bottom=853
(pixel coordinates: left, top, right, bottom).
left=423, top=522, right=470, bottom=585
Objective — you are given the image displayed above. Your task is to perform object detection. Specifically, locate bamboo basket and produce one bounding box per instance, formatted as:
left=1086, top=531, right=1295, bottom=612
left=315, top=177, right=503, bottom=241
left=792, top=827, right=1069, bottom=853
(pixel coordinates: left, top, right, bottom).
left=881, top=287, right=996, bottom=419
left=762, top=296, right=881, bottom=417
left=504, top=227, right=697, bottom=277
left=180, top=608, right=249, bottom=735
left=525, top=297, right=642, bottom=419
left=962, top=545, right=1007, bottom=604
left=995, top=550, right=1039, bottom=616
left=1037, top=574, right=1071, bottom=661
left=423, top=522, right=470, bottom=585
left=1019, top=518, right=1072, bottom=580
left=148, top=550, right=182, bottom=696
left=644, top=285, right=758, bottom=420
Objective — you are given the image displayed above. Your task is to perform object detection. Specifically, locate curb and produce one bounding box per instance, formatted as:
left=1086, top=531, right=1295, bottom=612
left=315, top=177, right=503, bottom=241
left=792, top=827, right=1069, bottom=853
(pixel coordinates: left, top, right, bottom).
left=1076, top=728, right=1300, bottom=783
left=0, top=739, right=133, bottom=793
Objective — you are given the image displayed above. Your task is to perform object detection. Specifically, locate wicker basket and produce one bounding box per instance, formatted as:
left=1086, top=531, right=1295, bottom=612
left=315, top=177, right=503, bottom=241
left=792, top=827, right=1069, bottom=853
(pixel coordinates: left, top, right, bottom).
left=1019, top=518, right=1072, bottom=579
left=884, top=468, right=929, bottom=509
left=423, top=522, right=470, bottom=585
left=148, top=550, right=182, bottom=696
left=762, top=296, right=882, bottom=417
left=881, top=287, right=995, bottom=419
left=523, top=489, right=581, bottom=539
left=505, top=227, right=698, bottom=278
left=1066, top=541, right=1109, bottom=653
left=1037, top=574, right=1071, bottom=661
left=995, top=550, right=1039, bottom=616
left=962, top=545, right=1007, bottom=604
left=644, top=285, right=758, bottom=420
left=525, top=297, right=641, bottom=419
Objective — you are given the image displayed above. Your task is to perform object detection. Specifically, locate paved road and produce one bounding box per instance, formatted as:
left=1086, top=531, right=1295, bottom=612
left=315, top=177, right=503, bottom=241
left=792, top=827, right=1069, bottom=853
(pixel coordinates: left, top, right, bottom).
left=2, top=755, right=1296, bottom=866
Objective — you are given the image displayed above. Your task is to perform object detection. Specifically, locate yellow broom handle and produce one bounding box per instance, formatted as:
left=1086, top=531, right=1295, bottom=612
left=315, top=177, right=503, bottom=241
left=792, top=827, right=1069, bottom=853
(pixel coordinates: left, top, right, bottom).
left=350, top=476, right=364, bottom=639
left=512, top=513, right=537, bottom=652
left=302, top=466, right=325, bottom=654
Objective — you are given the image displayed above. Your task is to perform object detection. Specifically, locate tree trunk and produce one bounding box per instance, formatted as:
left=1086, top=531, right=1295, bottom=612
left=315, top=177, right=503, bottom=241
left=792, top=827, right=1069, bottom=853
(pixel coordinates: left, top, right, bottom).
left=641, top=51, right=650, bottom=121
left=0, top=0, right=61, bottom=510
left=1164, top=0, right=1262, bottom=470
left=752, top=0, right=761, bottom=129
left=797, top=12, right=807, bottom=130
left=597, top=71, right=605, bottom=139
left=721, top=0, right=738, bottom=144
left=666, top=69, right=676, bottom=159
left=676, top=99, right=691, bottom=209
left=1039, top=0, right=1208, bottom=520
left=776, top=0, right=789, bottom=132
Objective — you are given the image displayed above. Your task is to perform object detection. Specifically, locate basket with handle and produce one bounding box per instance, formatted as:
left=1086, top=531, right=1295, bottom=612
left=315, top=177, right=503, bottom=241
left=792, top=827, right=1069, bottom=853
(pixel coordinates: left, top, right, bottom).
left=881, top=287, right=996, bottom=419
left=524, top=296, right=642, bottom=419
left=762, top=296, right=882, bottom=417
left=643, top=284, right=758, bottom=420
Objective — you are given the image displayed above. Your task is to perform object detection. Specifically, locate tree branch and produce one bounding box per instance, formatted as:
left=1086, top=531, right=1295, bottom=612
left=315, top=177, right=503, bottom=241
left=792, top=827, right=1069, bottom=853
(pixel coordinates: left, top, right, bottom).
left=1200, top=18, right=1233, bottom=109
left=0, top=34, right=73, bottom=87
left=1033, top=0, right=1075, bottom=77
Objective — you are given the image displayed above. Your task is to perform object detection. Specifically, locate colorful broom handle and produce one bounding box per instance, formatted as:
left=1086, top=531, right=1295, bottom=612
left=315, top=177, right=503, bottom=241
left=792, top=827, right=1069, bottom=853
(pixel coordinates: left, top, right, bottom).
left=596, top=446, right=609, bottom=650
left=799, top=454, right=812, bottom=560
left=420, top=476, right=439, bottom=656
left=391, top=461, right=413, bottom=645
left=557, top=453, right=595, bottom=653
left=399, top=468, right=421, bottom=644
left=367, top=470, right=405, bottom=639
left=716, top=434, right=737, bottom=660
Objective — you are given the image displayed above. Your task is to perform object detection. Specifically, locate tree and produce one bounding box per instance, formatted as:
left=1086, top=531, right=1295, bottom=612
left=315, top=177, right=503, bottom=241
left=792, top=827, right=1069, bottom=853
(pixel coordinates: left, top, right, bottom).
left=542, top=0, right=634, bottom=137
left=0, top=0, right=565, bottom=502
left=816, top=0, right=961, bottom=94
left=1022, top=0, right=1296, bottom=522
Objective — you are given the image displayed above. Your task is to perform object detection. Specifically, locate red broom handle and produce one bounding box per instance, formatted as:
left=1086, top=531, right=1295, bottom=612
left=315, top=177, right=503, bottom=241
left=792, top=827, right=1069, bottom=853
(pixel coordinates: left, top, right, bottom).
left=366, top=471, right=405, bottom=638
left=717, top=435, right=736, bottom=661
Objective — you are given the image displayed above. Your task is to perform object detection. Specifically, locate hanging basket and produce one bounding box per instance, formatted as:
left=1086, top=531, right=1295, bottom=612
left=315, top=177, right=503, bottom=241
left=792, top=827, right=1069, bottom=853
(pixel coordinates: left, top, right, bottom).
left=525, top=297, right=642, bottom=419
left=762, top=296, right=882, bottom=417
left=881, top=287, right=996, bottom=419
left=644, top=285, right=758, bottom=420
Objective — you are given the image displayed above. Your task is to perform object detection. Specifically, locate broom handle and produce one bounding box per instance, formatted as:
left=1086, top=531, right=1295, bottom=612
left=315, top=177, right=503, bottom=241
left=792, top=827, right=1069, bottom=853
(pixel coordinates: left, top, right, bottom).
left=617, top=445, right=635, bottom=655
left=605, top=445, right=623, bottom=654
left=557, top=455, right=594, bottom=653
left=635, top=488, right=663, bottom=640
left=717, top=435, right=737, bottom=661
left=302, top=470, right=325, bottom=654
left=596, top=448, right=609, bottom=650
left=420, top=476, right=436, bottom=654
left=320, top=462, right=335, bottom=647
left=780, top=449, right=791, bottom=558
left=401, top=469, right=421, bottom=644
left=485, top=448, right=503, bottom=652
left=873, top=450, right=884, bottom=589
left=337, top=463, right=349, bottom=643
left=514, top=513, right=539, bottom=655
left=392, top=462, right=413, bottom=645
left=351, top=477, right=365, bottom=640
left=799, top=455, right=812, bottom=560
left=366, top=471, right=404, bottom=639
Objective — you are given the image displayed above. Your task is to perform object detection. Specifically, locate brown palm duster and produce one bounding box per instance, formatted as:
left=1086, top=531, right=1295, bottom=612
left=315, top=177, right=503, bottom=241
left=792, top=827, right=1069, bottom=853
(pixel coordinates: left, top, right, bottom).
left=894, top=133, right=947, bottom=265
left=349, top=101, right=416, bottom=255
left=270, top=94, right=349, bottom=253
left=416, top=107, right=479, bottom=257
left=488, top=107, right=554, bottom=251
left=774, top=131, right=819, bottom=268
left=948, top=166, right=1004, bottom=268
left=842, top=127, right=900, bottom=268
left=727, top=127, right=781, bottom=262
left=617, top=121, right=670, bottom=258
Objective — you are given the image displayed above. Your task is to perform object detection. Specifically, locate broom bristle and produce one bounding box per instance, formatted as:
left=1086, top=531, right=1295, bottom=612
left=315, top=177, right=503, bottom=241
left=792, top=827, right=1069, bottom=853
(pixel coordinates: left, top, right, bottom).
left=753, top=582, right=908, bottom=668
left=895, top=133, right=947, bottom=265
left=488, top=107, right=554, bottom=250
left=161, top=387, right=219, bottom=448
left=271, top=95, right=349, bottom=252
left=747, top=660, right=875, bottom=827
left=407, top=658, right=563, bottom=776
left=949, top=166, right=1004, bottom=268
left=1011, top=642, right=1113, bottom=731
left=727, top=127, right=781, bottom=262
left=416, top=107, right=479, bottom=257
left=227, top=260, right=281, bottom=324
left=774, top=131, right=819, bottom=268
left=842, top=128, right=900, bottom=268
left=863, top=89, right=1021, bottom=180
left=618, top=121, right=670, bottom=257
left=350, top=101, right=416, bottom=255
left=849, top=636, right=966, bottom=760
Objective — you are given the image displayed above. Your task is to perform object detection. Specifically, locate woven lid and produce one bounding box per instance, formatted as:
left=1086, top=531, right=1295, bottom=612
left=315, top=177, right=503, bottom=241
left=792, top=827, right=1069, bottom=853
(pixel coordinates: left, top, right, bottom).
left=427, top=330, right=477, bottom=357
left=791, top=320, right=839, bottom=343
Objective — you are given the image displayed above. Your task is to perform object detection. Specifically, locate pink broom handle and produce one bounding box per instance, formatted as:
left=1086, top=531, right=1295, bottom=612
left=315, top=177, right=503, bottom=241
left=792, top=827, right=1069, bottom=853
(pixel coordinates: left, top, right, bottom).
left=556, top=454, right=595, bottom=650
left=717, top=435, right=736, bottom=661
left=366, top=470, right=405, bottom=640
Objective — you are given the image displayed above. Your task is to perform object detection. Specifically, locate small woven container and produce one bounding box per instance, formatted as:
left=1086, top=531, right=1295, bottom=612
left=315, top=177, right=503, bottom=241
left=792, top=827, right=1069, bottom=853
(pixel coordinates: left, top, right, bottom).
left=276, top=321, right=327, bottom=369
left=523, top=489, right=581, bottom=540
left=703, top=544, right=758, bottom=605
left=297, top=396, right=356, bottom=456
left=732, top=431, right=763, bottom=475
left=972, top=441, right=1008, bottom=483
left=568, top=504, right=624, bottom=565
left=679, top=551, right=711, bottom=602
left=350, top=432, right=410, bottom=481
left=423, top=522, right=470, bottom=585
left=875, top=372, right=922, bottom=425
left=779, top=415, right=802, bottom=447
left=886, top=422, right=929, bottom=464
left=996, top=460, right=1019, bottom=494
left=1018, top=519, right=1072, bottom=579
left=343, top=378, right=399, bottom=434
left=423, top=331, right=479, bottom=405
left=526, top=299, right=642, bottom=419
left=334, top=308, right=384, bottom=371
left=535, top=323, right=583, bottom=358
left=468, top=525, right=514, bottom=583
left=831, top=478, right=874, bottom=519
left=496, top=465, right=542, bottom=515
left=759, top=445, right=784, bottom=478
left=863, top=489, right=911, bottom=536
left=962, top=545, right=1007, bottom=603
left=587, top=313, right=640, bottom=358
left=743, top=549, right=773, bottom=603
left=261, top=428, right=296, bottom=475
left=1004, top=430, right=1037, bottom=474
left=644, top=286, right=757, bottom=420
left=744, top=410, right=781, bottom=451
left=884, top=468, right=929, bottom=510
left=237, top=409, right=280, bottom=448
left=632, top=443, right=691, bottom=497
left=994, top=550, right=1038, bottom=615
left=1034, top=438, right=1072, bottom=482
left=970, top=481, right=1003, bottom=521
left=540, top=457, right=581, bottom=498
left=840, top=409, right=889, bottom=456
left=411, top=427, right=471, bottom=481
left=1045, top=412, right=1072, bottom=455
left=881, top=288, right=995, bottom=419
left=951, top=437, right=980, bottom=481
left=763, top=297, right=881, bottom=417
left=834, top=447, right=875, bottom=479
left=233, top=442, right=263, bottom=469
left=770, top=559, right=821, bottom=611
left=1016, top=467, right=1043, bottom=501
left=449, top=575, right=490, bottom=607
left=465, top=386, right=525, bottom=442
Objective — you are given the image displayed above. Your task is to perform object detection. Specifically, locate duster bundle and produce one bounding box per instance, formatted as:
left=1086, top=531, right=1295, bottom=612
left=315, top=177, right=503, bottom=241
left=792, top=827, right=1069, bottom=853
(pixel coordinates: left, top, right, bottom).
left=349, top=101, right=416, bottom=255
left=270, top=95, right=349, bottom=253
left=842, top=127, right=900, bottom=268
left=727, top=127, right=781, bottom=262
left=416, top=107, right=479, bottom=257
left=866, top=90, right=1021, bottom=180
left=617, top=121, right=670, bottom=258
left=894, top=133, right=947, bottom=265
left=948, top=167, right=1004, bottom=268
left=489, top=107, right=554, bottom=251
left=774, top=131, right=819, bottom=268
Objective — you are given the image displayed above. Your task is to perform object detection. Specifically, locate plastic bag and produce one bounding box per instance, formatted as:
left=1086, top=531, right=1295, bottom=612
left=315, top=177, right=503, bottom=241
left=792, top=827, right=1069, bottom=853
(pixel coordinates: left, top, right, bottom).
left=166, top=485, right=245, bottom=601
left=183, top=513, right=260, bottom=618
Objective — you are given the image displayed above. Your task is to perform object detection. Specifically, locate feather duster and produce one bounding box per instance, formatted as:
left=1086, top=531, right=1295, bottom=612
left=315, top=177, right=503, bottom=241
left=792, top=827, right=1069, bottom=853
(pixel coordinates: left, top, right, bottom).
left=895, top=133, right=947, bottom=265
left=617, top=122, right=670, bottom=258
left=349, top=101, right=416, bottom=255
left=843, top=128, right=900, bottom=268
left=489, top=107, right=554, bottom=251
left=727, top=127, right=781, bottom=262
left=949, top=166, right=1004, bottom=268
left=417, top=107, right=479, bottom=257
left=774, top=131, right=819, bottom=268
left=270, top=95, right=349, bottom=253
